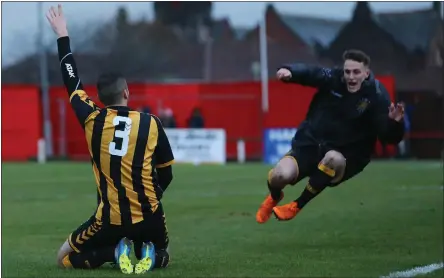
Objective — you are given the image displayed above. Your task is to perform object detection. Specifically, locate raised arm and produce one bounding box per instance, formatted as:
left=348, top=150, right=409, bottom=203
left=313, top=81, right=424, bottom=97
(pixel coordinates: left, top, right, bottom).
left=372, top=81, right=405, bottom=144
left=57, top=36, right=84, bottom=95
left=46, top=5, right=98, bottom=127
left=276, top=64, right=341, bottom=88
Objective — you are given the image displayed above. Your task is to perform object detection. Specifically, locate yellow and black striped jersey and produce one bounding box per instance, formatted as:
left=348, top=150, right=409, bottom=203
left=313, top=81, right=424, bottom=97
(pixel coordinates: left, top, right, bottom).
left=57, top=36, right=174, bottom=226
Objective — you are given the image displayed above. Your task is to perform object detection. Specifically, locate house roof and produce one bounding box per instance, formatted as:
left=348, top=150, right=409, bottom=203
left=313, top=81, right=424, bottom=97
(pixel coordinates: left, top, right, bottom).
left=1, top=52, right=104, bottom=85
left=279, top=14, right=346, bottom=48
left=374, top=8, right=442, bottom=52
left=211, top=19, right=230, bottom=40
left=274, top=2, right=441, bottom=52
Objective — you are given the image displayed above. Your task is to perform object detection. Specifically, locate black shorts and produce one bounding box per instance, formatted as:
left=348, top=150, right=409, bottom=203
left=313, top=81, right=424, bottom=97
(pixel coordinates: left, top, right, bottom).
left=283, top=145, right=370, bottom=186
left=68, top=202, right=169, bottom=254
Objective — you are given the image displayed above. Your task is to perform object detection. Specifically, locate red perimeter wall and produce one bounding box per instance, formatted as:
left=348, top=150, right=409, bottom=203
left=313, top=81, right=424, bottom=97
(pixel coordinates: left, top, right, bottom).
left=1, top=85, right=42, bottom=161
left=2, top=76, right=396, bottom=161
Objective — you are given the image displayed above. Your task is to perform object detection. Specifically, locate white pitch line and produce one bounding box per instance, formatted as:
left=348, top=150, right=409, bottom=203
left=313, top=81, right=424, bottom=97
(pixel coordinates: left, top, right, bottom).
left=395, top=185, right=444, bottom=191
left=381, top=262, right=444, bottom=278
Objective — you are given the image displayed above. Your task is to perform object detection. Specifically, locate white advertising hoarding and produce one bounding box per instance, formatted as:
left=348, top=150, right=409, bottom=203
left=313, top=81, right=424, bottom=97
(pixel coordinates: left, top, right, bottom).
left=165, top=128, right=226, bottom=164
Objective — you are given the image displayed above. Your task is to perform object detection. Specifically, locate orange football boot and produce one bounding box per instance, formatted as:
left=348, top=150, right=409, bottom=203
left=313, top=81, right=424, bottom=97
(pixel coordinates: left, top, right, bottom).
left=272, top=201, right=301, bottom=221
left=256, top=192, right=284, bottom=224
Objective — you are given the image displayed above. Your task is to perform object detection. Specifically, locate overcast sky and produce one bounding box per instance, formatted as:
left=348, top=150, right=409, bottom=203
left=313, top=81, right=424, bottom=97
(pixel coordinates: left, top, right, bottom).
left=1, top=1, right=432, bottom=67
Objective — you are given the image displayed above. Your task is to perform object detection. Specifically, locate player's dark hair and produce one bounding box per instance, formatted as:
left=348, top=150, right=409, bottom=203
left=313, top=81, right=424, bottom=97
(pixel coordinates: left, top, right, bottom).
left=96, top=72, right=128, bottom=106
left=342, top=49, right=371, bottom=67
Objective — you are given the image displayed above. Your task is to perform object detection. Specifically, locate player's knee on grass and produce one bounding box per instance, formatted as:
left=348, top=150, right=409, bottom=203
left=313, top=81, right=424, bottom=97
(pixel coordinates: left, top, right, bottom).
left=270, top=157, right=299, bottom=187
left=320, top=150, right=346, bottom=183
left=57, top=240, right=75, bottom=268
left=154, top=249, right=170, bottom=269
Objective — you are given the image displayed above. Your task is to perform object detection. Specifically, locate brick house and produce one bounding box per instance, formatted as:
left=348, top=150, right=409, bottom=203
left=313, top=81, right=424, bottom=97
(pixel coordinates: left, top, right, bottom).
left=243, top=4, right=345, bottom=67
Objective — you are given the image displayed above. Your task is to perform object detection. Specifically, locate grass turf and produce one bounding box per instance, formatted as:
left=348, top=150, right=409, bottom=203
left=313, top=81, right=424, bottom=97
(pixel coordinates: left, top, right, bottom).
left=2, top=161, right=443, bottom=277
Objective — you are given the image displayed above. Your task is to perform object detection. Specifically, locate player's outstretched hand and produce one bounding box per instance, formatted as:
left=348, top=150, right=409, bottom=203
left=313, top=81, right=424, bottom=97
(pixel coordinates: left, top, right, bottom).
left=276, top=68, right=292, bottom=81
left=46, top=4, right=68, bottom=38
left=388, top=102, right=404, bottom=122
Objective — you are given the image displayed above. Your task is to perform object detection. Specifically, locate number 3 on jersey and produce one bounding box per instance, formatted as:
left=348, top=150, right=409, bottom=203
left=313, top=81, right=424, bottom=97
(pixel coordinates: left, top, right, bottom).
left=109, top=116, right=132, bottom=157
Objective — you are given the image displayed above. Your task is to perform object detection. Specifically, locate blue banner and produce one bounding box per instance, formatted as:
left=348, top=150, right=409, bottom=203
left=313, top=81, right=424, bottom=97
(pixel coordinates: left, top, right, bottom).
left=263, top=128, right=297, bottom=165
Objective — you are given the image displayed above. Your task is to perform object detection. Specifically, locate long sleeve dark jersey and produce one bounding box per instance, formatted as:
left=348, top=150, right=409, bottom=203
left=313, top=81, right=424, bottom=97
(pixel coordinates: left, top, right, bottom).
left=57, top=36, right=99, bottom=127
left=280, top=63, right=405, bottom=157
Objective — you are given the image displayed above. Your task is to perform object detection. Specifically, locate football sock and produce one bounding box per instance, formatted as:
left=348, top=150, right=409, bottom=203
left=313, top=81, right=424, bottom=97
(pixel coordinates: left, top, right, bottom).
left=295, top=162, right=336, bottom=209
left=65, top=246, right=115, bottom=269
left=267, top=170, right=282, bottom=201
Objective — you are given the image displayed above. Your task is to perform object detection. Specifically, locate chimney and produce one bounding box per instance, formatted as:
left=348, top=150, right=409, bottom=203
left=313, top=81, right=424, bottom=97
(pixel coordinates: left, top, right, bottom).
left=352, top=1, right=373, bottom=23
left=433, top=1, right=443, bottom=18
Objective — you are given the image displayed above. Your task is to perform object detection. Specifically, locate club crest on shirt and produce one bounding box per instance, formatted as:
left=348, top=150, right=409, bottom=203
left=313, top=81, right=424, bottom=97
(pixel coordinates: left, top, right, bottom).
left=356, top=98, right=370, bottom=114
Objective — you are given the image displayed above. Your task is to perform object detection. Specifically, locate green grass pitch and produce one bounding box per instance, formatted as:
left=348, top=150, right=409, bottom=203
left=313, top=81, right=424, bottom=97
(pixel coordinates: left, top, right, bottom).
left=2, top=161, right=443, bottom=277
